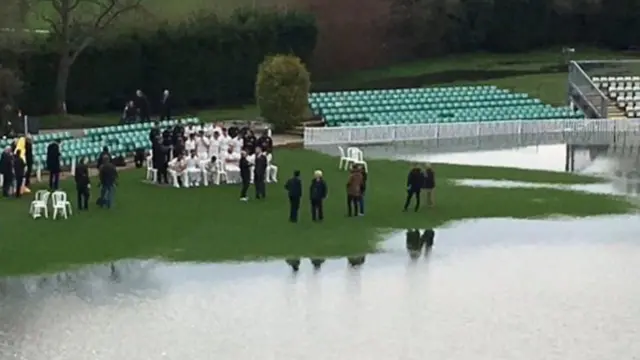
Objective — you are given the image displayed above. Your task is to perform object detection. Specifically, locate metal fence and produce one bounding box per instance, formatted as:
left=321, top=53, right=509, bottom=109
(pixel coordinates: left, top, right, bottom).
left=304, top=119, right=640, bottom=151
left=568, top=61, right=608, bottom=117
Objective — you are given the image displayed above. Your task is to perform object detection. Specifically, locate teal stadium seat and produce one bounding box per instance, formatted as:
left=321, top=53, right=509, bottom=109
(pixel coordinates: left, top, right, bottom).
left=309, top=86, right=583, bottom=126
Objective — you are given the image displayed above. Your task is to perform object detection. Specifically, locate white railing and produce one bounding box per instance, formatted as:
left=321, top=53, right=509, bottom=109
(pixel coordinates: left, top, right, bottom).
left=304, top=119, right=640, bottom=146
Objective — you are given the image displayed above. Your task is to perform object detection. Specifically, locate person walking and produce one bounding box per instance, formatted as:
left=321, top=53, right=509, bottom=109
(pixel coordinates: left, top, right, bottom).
left=309, top=170, right=327, bottom=222
left=423, top=163, right=436, bottom=206
left=403, top=164, right=425, bottom=212
left=346, top=165, right=363, bottom=217
left=12, top=150, right=25, bottom=198
left=98, top=156, right=118, bottom=209
left=74, top=157, right=90, bottom=210
left=285, top=170, right=302, bottom=223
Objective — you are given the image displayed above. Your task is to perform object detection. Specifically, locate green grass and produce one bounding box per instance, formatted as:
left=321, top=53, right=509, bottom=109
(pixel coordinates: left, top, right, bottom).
left=37, top=47, right=636, bottom=128
left=0, top=149, right=633, bottom=276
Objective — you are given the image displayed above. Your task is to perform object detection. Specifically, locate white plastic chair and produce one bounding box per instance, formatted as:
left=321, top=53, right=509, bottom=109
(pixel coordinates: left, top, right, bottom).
left=214, top=159, right=228, bottom=185
left=29, top=190, right=51, bottom=219
left=338, top=146, right=351, bottom=170
left=350, top=148, right=368, bottom=172
left=52, top=191, right=72, bottom=220
left=145, top=156, right=157, bottom=182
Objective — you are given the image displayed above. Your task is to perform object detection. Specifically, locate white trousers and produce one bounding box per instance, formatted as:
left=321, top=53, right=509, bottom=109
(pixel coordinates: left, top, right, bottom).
left=169, top=169, right=187, bottom=188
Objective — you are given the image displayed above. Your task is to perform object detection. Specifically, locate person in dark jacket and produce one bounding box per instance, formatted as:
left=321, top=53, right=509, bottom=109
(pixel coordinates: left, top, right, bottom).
left=257, top=131, right=273, bottom=153
left=423, top=163, right=436, bottom=207
left=74, top=157, right=90, bottom=210
left=346, top=165, right=363, bottom=217
left=309, top=170, right=328, bottom=221
left=358, top=165, right=367, bottom=215
left=12, top=150, right=25, bottom=198
left=96, top=146, right=112, bottom=169
left=24, top=135, right=33, bottom=187
left=152, top=138, right=169, bottom=184
left=134, top=90, right=151, bottom=122
left=98, top=156, right=118, bottom=209
left=149, top=122, right=160, bottom=144
left=253, top=147, right=267, bottom=199
left=403, top=164, right=425, bottom=212
left=285, top=170, right=302, bottom=222
left=243, top=129, right=257, bottom=154
left=160, top=90, right=171, bottom=120
left=46, top=140, right=61, bottom=190
left=122, top=100, right=137, bottom=124
left=239, top=151, right=251, bottom=201
left=0, top=146, right=14, bottom=197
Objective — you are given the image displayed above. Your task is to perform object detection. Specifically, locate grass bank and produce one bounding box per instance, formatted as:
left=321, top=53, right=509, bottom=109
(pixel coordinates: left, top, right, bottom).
left=0, top=149, right=632, bottom=276
left=37, top=47, right=635, bottom=129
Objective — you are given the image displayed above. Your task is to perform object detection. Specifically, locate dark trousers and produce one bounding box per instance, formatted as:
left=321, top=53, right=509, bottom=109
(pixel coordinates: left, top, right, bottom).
left=404, top=189, right=421, bottom=211
left=25, top=164, right=32, bottom=186
left=289, top=196, right=300, bottom=222
left=359, top=193, right=365, bottom=214
left=2, top=173, right=13, bottom=197
left=14, top=175, right=23, bottom=197
left=254, top=176, right=266, bottom=199
left=77, top=186, right=89, bottom=210
left=157, top=164, right=168, bottom=184
left=311, top=199, right=324, bottom=221
left=240, top=179, right=250, bottom=198
left=347, top=195, right=360, bottom=216
left=49, top=171, right=60, bottom=190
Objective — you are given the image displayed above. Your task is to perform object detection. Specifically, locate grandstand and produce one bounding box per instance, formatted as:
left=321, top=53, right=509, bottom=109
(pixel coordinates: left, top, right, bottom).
left=309, top=85, right=584, bottom=128
left=0, top=118, right=199, bottom=175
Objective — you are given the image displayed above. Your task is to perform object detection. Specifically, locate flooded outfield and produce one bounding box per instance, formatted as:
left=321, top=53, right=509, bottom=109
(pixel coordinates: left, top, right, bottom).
left=1, top=144, right=640, bottom=360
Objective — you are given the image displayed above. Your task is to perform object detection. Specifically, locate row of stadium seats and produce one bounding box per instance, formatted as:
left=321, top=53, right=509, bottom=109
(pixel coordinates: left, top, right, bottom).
left=83, top=117, right=198, bottom=138
left=309, top=86, right=583, bottom=127
left=592, top=76, right=640, bottom=117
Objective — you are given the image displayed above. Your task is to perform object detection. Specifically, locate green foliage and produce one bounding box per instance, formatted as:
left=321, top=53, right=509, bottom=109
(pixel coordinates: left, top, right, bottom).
left=256, top=54, right=311, bottom=132
left=0, top=7, right=317, bottom=115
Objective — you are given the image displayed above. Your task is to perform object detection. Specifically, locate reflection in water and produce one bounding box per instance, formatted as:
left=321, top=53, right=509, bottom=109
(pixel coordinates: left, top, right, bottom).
left=406, top=229, right=436, bottom=259
left=347, top=256, right=366, bottom=267
left=2, top=216, right=640, bottom=359
left=285, top=258, right=301, bottom=272
left=310, top=258, right=326, bottom=271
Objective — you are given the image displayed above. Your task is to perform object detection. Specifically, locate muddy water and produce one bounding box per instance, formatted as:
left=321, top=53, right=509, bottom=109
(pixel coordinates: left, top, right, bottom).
left=1, top=216, right=640, bottom=360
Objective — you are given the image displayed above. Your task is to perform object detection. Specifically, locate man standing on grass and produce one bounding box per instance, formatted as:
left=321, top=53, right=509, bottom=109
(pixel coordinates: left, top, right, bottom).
left=253, top=147, right=267, bottom=199
left=239, top=151, right=251, bottom=201
left=46, top=139, right=61, bottom=190
left=309, top=170, right=327, bottom=222
left=98, top=156, right=118, bottom=209
left=403, top=163, right=424, bottom=212
left=285, top=170, right=302, bottom=223
left=74, top=157, right=90, bottom=210
left=0, top=146, right=13, bottom=197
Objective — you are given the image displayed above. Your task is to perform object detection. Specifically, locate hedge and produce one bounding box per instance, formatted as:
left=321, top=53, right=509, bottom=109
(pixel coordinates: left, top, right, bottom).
left=2, top=8, right=317, bottom=116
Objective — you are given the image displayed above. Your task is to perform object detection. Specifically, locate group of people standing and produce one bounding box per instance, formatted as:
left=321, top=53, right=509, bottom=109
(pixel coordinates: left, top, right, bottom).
left=121, top=89, right=172, bottom=124
left=0, top=143, right=30, bottom=198
left=404, top=163, right=436, bottom=212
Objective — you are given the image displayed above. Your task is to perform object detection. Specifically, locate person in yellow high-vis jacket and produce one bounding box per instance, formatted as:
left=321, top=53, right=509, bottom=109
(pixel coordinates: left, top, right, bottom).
left=12, top=135, right=31, bottom=194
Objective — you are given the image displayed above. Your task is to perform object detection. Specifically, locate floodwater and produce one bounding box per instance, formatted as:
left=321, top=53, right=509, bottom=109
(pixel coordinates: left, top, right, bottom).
left=2, top=216, right=640, bottom=359
left=3, top=145, right=640, bottom=359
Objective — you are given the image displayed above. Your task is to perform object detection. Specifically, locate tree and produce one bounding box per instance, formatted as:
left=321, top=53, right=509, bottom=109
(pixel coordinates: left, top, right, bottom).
left=255, top=54, right=311, bottom=132
left=38, top=0, right=143, bottom=114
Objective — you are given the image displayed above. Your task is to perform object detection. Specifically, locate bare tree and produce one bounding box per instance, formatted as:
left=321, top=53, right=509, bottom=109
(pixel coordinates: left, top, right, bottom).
left=38, top=0, right=143, bottom=114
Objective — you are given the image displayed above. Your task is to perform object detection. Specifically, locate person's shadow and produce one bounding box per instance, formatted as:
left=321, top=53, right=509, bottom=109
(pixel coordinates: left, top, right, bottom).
left=406, top=229, right=435, bottom=260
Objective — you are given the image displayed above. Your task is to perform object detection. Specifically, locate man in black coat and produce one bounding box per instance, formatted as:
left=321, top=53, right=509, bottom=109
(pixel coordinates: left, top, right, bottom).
left=98, top=156, right=118, bottom=209
left=12, top=150, right=25, bottom=198
left=0, top=147, right=13, bottom=197
left=160, top=90, right=171, bottom=120
left=309, top=170, right=328, bottom=221
left=239, top=151, right=251, bottom=201
left=74, top=157, right=90, bottom=210
left=403, top=164, right=425, bottom=212
left=257, top=131, right=273, bottom=153
left=134, top=90, right=151, bottom=122
left=24, top=135, right=33, bottom=187
left=284, top=170, right=302, bottom=222
left=243, top=129, right=257, bottom=154
left=253, top=147, right=267, bottom=199
left=46, top=140, right=61, bottom=190
left=96, top=146, right=112, bottom=169
left=152, top=138, right=169, bottom=184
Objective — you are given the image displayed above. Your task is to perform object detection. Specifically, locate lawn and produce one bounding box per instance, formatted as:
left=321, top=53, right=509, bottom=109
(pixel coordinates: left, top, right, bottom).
left=0, top=149, right=633, bottom=276
left=37, top=47, right=637, bottom=129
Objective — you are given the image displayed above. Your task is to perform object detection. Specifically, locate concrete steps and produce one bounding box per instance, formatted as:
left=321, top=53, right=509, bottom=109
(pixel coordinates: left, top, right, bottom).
left=608, top=104, right=627, bottom=119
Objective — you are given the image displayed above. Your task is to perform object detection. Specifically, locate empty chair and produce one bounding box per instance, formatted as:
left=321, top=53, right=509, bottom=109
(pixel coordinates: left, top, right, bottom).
left=29, top=190, right=51, bottom=219
left=52, top=190, right=72, bottom=220
left=338, top=146, right=352, bottom=170
left=348, top=148, right=368, bottom=172
left=214, top=159, right=229, bottom=185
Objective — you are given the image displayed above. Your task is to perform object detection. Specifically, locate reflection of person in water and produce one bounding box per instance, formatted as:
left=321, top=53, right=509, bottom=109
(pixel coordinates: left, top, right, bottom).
left=406, top=229, right=435, bottom=258
left=310, top=258, right=325, bottom=270
left=421, top=229, right=435, bottom=248
left=348, top=256, right=366, bottom=267
left=286, top=258, right=301, bottom=272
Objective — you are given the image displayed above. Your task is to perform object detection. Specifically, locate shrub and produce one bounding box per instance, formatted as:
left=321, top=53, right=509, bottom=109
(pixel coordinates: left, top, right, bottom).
left=255, top=54, right=311, bottom=132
